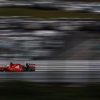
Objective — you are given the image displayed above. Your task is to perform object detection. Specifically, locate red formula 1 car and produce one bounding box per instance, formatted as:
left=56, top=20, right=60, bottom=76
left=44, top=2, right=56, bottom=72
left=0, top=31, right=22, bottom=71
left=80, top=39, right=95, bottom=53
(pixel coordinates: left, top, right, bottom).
left=0, top=62, right=35, bottom=72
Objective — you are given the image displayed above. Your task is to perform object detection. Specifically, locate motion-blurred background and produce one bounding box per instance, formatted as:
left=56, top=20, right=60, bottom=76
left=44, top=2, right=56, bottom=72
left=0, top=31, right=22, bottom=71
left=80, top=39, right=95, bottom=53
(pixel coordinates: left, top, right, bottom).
left=0, top=0, right=100, bottom=100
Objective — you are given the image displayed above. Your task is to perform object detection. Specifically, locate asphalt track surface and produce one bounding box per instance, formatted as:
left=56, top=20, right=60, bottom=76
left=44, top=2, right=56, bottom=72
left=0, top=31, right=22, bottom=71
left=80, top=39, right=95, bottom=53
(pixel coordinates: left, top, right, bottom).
left=0, top=60, right=100, bottom=83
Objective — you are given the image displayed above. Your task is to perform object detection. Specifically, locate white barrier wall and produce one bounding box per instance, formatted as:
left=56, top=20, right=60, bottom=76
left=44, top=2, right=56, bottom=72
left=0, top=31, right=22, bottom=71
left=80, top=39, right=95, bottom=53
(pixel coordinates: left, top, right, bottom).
left=0, top=60, right=99, bottom=83
left=0, top=60, right=100, bottom=71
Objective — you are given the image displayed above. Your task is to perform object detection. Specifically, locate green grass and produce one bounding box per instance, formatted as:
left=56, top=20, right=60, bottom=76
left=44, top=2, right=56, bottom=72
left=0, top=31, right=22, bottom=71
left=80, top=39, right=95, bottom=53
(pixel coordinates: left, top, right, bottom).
left=0, top=81, right=100, bottom=100
left=0, top=8, right=99, bottom=18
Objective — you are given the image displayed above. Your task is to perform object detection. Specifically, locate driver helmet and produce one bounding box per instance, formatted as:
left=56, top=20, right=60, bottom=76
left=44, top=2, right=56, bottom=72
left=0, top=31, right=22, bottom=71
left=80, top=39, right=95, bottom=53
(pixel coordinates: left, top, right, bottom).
left=10, top=62, right=13, bottom=66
